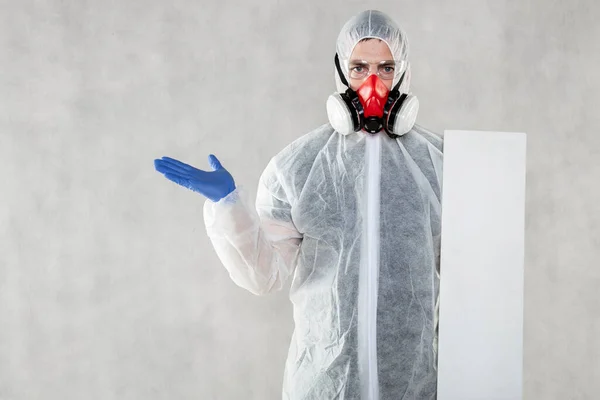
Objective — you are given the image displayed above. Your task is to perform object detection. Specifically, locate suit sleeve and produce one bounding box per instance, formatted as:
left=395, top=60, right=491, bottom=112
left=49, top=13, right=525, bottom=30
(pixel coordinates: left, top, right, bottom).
left=203, top=158, right=302, bottom=296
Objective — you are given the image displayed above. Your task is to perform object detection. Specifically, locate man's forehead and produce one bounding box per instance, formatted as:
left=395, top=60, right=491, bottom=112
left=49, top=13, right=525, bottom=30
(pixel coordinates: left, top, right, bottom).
left=349, top=39, right=394, bottom=61
left=349, top=59, right=395, bottom=64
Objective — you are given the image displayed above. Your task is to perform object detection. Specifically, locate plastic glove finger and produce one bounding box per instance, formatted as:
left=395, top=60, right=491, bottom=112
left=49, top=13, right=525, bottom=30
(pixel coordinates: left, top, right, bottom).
left=160, top=157, right=199, bottom=173
left=163, top=172, right=192, bottom=189
left=159, top=157, right=195, bottom=174
left=155, top=159, right=195, bottom=176
left=155, top=160, right=192, bottom=178
left=154, top=159, right=175, bottom=173
left=208, top=154, right=223, bottom=171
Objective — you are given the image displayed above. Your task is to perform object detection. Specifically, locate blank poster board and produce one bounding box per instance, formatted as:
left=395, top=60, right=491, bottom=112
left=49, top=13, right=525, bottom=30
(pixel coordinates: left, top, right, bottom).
left=437, top=130, right=527, bottom=400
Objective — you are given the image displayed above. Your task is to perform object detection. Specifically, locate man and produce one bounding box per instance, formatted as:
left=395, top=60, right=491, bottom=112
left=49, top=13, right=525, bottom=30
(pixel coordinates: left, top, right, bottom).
left=155, top=9, right=442, bottom=400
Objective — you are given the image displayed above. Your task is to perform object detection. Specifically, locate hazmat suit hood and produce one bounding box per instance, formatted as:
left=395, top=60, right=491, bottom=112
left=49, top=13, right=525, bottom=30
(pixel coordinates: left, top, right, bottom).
left=334, top=10, right=412, bottom=94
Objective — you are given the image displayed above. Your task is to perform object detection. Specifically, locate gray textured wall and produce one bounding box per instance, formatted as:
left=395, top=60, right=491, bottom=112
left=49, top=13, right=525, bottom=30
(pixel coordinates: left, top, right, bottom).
left=1, top=0, right=598, bottom=399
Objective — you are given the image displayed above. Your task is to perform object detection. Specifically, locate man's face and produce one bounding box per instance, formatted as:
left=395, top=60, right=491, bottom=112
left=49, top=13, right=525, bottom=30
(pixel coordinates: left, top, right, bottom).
left=348, top=39, right=395, bottom=92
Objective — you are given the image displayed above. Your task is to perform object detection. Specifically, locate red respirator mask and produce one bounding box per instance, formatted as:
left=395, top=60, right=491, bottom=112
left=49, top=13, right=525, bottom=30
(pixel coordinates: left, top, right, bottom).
left=356, top=74, right=390, bottom=132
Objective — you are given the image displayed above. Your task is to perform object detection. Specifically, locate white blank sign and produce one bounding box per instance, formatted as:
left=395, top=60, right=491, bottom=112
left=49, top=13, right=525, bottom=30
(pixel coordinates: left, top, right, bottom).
left=437, top=130, right=527, bottom=400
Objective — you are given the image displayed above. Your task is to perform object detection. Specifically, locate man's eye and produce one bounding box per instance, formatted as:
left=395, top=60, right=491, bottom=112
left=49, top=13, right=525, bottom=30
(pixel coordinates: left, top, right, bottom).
left=352, top=66, right=365, bottom=72
left=383, top=66, right=394, bottom=73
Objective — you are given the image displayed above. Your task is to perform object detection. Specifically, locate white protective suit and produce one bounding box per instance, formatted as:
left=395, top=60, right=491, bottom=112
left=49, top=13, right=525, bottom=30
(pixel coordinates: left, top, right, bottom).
left=204, top=10, right=443, bottom=400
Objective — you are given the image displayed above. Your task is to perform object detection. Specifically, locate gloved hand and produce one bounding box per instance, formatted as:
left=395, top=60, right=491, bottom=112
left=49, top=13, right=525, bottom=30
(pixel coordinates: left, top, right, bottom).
left=154, top=155, right=236, bottom=202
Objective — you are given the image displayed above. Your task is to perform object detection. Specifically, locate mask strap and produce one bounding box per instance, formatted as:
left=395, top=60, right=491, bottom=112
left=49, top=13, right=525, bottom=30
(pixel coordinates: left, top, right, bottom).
left=392, top=69, right=406, bottom=93
left=382, top=68, right=408, bottom=138
left=334, top=53, right=350, bottom=88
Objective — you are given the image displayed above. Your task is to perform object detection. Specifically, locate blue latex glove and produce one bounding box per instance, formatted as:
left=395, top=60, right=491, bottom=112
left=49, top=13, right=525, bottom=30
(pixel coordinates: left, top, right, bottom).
left=154, top=155, right=236, bottom=202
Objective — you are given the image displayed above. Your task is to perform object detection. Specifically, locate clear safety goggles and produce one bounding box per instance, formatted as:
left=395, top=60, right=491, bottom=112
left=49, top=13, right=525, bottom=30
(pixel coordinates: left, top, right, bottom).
left=347, top=59, right=406, bottom=81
